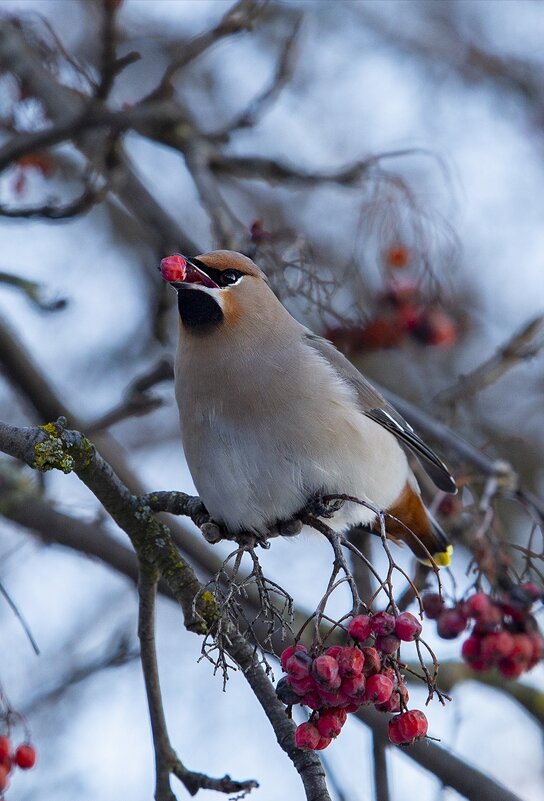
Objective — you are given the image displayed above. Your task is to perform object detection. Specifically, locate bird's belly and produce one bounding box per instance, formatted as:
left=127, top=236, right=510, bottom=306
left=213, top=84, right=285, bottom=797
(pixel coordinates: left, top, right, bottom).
left=180, top=401, right=408, bottom=535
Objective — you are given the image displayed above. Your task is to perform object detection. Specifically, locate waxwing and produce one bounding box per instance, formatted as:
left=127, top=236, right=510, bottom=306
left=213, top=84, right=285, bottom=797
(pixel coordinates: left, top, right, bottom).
left=160, top=250, right=456, bottom=566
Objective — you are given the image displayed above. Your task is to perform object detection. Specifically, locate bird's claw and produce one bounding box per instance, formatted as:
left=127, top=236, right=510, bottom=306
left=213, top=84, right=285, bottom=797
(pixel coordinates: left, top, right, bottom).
left=305, top=494, right=345, bottom=519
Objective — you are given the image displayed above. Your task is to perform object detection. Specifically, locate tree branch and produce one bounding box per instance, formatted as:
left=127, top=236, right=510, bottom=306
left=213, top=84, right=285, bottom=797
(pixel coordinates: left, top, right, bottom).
left=372, top=733, right=390, bottom=801
left=138, top=566, right=258, bottom=799
left=0, top=420, right=331, bottom=801
left=357, top=706, right=523, bottom=801
left=147, top=0, right=264, bottom=101
left=435, top=315, right=544, bottom=410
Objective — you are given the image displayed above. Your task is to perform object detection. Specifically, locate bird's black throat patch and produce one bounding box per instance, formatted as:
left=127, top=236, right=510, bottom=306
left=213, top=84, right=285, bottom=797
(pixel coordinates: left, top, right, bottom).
left=177, top=287, right=223, bottom=331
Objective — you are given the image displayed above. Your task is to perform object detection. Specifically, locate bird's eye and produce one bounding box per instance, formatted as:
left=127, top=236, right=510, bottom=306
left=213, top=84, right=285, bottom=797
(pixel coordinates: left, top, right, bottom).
left=221, top=270, right=241, bottom=286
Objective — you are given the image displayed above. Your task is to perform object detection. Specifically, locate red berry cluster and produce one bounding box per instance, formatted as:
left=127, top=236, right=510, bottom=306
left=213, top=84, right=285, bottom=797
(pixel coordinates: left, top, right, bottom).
left=0, top=735, right=36, bottom=793
left=423, top=584, right=544, bottom=678
left=277, top=611, right=429, bottom=749
left=325, top=276, right=458, bottom=354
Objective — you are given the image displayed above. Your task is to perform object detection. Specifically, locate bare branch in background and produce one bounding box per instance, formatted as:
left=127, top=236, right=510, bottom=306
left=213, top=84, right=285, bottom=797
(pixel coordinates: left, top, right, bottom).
left=372, top=733, right=390, bottom=801
left=357, top=706, right=523, bottom=801
left=435, top=314, right=544, bottom=410
left=22, top=632, right=138, bottom=715
left=0, top=175, right=108, bottom=219
left=147, top=0, right=265, bottom=101
left=211, top=16, right=302, bottom=139
left=0, top=270, right=66, bottom=311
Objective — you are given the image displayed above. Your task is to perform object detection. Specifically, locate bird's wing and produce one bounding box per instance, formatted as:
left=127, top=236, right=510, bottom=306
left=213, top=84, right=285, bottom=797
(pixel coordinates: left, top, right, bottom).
left=304, top=332, right=457, bottom=494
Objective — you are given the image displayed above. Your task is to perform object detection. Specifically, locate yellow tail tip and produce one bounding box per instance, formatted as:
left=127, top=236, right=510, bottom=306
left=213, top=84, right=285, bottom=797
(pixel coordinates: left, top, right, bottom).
left=419, top=544, right=453, bottom=568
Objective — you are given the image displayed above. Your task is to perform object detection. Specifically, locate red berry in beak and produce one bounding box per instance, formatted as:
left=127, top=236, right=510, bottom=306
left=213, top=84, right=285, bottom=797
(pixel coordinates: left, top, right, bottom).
left=160, top=254, right=187, bottom=283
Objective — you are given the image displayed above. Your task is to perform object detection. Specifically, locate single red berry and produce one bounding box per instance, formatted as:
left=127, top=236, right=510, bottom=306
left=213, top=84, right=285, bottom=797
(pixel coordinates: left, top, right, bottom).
left=287, top=674, right=316, bottom=696
left=436, top=608, right=467, bottom=639
left=276, top=676, right=301, bottom=705
left=295, top=722, right=321, bottom=750
left=387, top=716, right=405, bottom=745
left=0, top=737, right=10, bottom=764
left=498, top=658, right=526, bottom=679
left=462, top=637, right=492, bottom=671
left=376, top=681, right=409, bottom=713
left=364, top=673, right=394, bottom=705
left=396, top=710, right=428, bottom=743
left=437, top=494, right=460, bottom=518
left=361, top=647, right=381, bottom=676
left=345, top=702, right=361, bottom=713
left=317, top=709, right=345, bottom=739
left=285, top=651, right=312, bottom=679
left=466, top=593, right=494, bottom=619
left=375, top=633, right=401, bottom=655
left=384, top=243, right=410, bottom=269
left=337, top=646, right=365, bottom=677
left=509, top=633, right=533, bottom=665
left=302, top=691, right=322, bottom=711
left=347, top=615, right=373, bottom=642
left=249, top=219, right=272, bottom=243
left=159, top=254, right=187, bottom=283
left=422, top=593, right=444, bottom=620
left=341, top=673, right=366, bottom=699
left=461, top=635, right=482, bottom=663
left=313, top=655, right=340, bottom=686
left=315, top=736, right=333, bottom=750
left=395, top=612, right=422, bottom=641
left=371, top=611, right=396, bottom=636
left=325, top=645, right=343, bottom=659
left=280, top=644, right=307, bottom=671
left=14, top=743, right=36, bottom=770
left=480, top=631, right=515, bottom=663
left=318, top=684, right=350, bottom=706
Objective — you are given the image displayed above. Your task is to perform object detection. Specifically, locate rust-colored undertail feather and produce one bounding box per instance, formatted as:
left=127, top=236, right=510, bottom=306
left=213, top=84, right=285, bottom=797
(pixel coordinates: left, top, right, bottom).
left=377, top=483, right=453, bottom=567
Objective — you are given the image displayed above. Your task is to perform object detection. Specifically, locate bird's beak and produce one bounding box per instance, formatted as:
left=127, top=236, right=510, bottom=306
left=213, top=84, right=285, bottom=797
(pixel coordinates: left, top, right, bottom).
left=159, top=254, right=219, bottom=289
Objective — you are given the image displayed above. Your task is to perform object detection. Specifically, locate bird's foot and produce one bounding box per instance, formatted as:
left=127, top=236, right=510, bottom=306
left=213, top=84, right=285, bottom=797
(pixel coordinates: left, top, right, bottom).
left=200, top=520, right=228, bottom=544
left=275, top=518, right=303, bottom=538
left=304, top=493, right=345, bottom=520
left=200, top=520, right=273, bottom=550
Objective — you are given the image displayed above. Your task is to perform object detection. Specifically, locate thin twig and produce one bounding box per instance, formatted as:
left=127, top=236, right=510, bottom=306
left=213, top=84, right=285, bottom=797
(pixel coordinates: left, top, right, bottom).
left=0, top=579, right=40, bottom=655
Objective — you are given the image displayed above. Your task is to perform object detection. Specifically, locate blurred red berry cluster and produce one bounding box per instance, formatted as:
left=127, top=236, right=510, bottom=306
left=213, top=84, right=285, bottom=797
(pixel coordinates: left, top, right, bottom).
left=325, top=238, right=459, bottom=353
left=326, top=275, right=458, bottom=353
left=423, top=584, right=543, bottom=678
left=0, top=735, right=36, bottom=794
left=277, top=610, right=429, bottom=750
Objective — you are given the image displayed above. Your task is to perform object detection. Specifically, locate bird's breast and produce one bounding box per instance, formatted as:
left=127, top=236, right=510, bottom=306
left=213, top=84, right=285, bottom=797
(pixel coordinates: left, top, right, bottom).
left=175, top=342, right=408, bottom=533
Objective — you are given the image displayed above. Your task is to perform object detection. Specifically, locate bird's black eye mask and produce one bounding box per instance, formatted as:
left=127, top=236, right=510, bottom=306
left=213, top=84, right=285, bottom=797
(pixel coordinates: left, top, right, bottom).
left=190, top=258, right=245, bottom=288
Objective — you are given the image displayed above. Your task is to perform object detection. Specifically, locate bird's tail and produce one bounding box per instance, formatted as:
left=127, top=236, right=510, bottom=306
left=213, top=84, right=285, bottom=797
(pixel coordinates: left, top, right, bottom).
left=375, top=484, right=453, bottom=567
